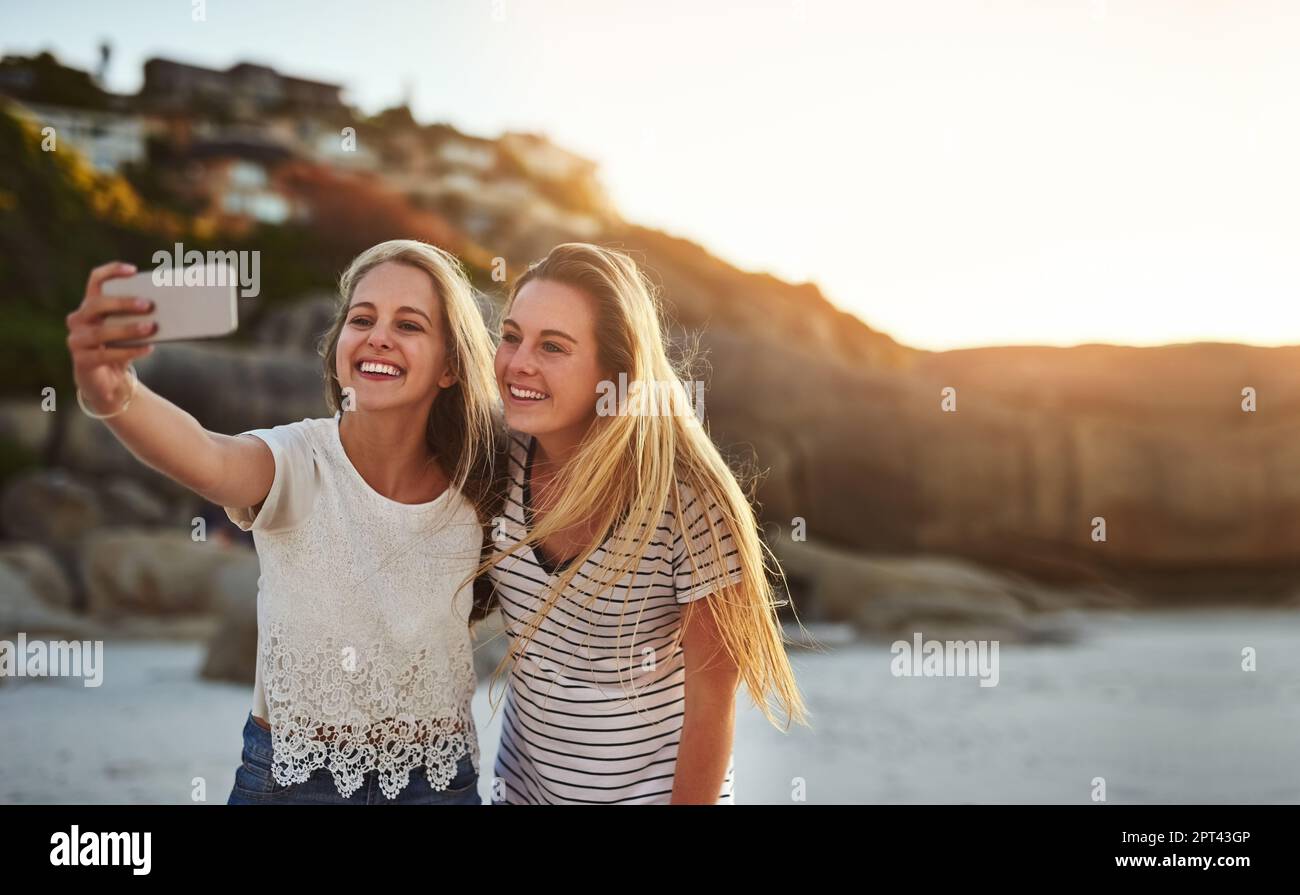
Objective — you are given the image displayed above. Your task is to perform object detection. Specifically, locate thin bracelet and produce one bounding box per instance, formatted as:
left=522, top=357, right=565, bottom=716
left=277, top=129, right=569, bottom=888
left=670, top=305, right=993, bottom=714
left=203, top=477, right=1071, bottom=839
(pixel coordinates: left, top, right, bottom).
left=76, top=366, right=139, bottom=420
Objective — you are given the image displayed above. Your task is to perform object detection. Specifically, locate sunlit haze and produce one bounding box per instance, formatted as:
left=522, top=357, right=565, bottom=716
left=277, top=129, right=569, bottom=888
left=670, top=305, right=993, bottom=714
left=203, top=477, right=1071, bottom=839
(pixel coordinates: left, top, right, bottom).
left=6, top=0, right=1299, bottom=349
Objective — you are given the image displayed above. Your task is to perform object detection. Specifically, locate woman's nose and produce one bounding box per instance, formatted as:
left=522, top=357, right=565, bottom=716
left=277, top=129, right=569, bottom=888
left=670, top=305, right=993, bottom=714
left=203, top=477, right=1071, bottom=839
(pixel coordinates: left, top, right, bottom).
left=507, top=345, right=538, bottom=376
left=367, top=326, right=393, bottom=351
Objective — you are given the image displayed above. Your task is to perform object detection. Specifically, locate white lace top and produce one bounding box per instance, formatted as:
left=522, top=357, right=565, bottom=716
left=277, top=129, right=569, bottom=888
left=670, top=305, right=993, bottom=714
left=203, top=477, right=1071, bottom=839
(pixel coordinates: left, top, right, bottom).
left=224, top=414, right=482, bottom=799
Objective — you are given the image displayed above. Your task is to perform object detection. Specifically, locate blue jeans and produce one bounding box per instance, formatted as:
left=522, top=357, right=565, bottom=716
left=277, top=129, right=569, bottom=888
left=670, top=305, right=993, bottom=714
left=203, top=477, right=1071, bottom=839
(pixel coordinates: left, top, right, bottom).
left=227, top=712, right=481, bottom=805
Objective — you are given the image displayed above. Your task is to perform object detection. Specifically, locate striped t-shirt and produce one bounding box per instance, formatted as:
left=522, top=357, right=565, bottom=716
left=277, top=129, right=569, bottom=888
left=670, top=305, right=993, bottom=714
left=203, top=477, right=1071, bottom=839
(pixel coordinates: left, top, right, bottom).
left=487, top=432, right=744, bottom=804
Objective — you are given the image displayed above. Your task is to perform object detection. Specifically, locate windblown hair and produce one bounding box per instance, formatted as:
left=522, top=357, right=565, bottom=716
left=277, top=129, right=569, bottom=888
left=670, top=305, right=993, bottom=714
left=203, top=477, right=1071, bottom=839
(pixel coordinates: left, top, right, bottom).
left=317, top=239, right=502, bottom=518
left=479, top=243, right=809, bottom=730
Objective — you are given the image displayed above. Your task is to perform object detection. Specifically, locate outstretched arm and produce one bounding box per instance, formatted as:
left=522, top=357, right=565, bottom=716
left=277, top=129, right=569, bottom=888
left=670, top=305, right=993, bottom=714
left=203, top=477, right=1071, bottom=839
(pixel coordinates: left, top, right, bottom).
left=66, top=261, right=275, bottom=511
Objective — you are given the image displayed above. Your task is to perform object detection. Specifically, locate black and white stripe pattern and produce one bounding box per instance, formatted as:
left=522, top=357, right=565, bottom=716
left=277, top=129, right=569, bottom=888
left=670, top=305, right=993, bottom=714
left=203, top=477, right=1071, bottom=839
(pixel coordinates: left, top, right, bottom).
left=488, top=432, right=742, bottom=804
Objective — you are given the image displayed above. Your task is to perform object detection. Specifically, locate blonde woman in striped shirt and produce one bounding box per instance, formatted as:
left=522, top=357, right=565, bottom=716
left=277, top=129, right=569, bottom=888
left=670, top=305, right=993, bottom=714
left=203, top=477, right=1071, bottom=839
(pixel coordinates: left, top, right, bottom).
left=479, top=243, right=809, bottom=804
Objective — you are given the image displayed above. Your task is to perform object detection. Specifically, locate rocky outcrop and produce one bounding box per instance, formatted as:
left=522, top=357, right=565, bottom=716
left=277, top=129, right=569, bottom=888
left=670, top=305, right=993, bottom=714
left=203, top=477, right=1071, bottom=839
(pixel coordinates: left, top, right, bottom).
left=774, top=538, right=1131, bottom=643
left=252, top=292, right=338, bottom=355
left=0, top=549, right=105, bottom=643
left=691, top=325, right=1300, bottom=598
left=0, top=399, right=52, bottom=457
left=1, top=469, right=103, bottom=545
left=79, top=530, right=250, bottom=617
left=198, top=553, right=261, bottom=684
left=0, top=542, right=75, bottom=610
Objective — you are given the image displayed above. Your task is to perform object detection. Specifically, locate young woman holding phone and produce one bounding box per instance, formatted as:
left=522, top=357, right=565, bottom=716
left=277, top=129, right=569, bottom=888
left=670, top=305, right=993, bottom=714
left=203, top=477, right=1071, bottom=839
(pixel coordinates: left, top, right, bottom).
left=480, top=243, right=809, bottom=804
left=66, top=240, right=498, bottom=804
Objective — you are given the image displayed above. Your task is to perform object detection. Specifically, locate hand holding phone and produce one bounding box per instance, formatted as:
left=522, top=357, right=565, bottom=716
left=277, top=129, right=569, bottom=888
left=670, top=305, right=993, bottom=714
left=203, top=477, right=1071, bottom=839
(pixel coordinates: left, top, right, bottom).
left=101, top=262, right=239, bottom=345
left=67, top=261, right=240, bottom=415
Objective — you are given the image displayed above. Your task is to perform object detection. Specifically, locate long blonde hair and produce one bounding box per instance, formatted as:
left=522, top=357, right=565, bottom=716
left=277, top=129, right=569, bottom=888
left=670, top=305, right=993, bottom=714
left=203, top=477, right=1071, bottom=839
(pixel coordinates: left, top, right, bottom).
left=318, top=239, right=501, bottom=516
left=480, top=243, right=809, bottom=730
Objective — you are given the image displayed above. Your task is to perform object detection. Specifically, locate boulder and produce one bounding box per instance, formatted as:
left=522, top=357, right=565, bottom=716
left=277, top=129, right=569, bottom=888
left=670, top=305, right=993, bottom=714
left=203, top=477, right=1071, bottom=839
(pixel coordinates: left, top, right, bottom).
left=0, top=561, right=105, bottom=643
left=0, top=399, right=52, bottom=456
left=731, top=328, right=1300, bottom=597
left=78, top=529, right=244, bottom=617
left=52, top=413, right=160, bottom=485
left=1, top=469, right=103, bottom=545
left=99, top=478, right=174, bottom=527
left=0, top=542, right=75, bottom=610
left=252, top=292, right=339, bottom=355
left=773, top=538, right=1103, bottom=643
left=199, top=552, right=261, bottom=684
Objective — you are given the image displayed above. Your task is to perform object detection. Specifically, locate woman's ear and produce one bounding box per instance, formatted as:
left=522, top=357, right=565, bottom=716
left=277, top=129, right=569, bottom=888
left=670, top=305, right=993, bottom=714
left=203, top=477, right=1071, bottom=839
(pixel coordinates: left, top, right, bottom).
left=439, top=369, right=459, bottom=389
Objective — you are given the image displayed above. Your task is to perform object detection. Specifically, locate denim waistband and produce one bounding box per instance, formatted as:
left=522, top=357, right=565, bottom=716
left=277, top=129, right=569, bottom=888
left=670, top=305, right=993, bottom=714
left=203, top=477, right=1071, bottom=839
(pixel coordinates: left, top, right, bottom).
left=242, top=712, right=276, bottom=765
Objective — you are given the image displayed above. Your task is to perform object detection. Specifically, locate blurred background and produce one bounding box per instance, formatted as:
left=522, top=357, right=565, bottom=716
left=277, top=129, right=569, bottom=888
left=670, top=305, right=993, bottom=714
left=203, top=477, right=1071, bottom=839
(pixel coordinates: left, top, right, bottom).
left=2, top=0, right=1299, bottom=804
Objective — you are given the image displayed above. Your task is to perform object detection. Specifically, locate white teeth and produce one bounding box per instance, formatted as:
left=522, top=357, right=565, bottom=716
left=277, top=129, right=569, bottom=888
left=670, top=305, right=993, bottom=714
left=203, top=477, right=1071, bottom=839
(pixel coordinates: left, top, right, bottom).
left=509, top=384, right=548, bottom=400
left=360, top=361, right=402, bottom=377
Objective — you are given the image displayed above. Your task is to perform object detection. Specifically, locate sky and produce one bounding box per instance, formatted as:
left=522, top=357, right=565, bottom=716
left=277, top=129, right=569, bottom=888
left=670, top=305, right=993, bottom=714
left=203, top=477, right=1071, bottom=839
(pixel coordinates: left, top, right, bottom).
left=3, top=0, right=1298, bottom=350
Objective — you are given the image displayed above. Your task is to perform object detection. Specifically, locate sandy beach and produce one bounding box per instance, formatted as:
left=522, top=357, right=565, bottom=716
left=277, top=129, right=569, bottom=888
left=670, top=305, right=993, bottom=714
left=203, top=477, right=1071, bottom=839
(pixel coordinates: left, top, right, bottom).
left=2, top=609, right=1297, bottom=804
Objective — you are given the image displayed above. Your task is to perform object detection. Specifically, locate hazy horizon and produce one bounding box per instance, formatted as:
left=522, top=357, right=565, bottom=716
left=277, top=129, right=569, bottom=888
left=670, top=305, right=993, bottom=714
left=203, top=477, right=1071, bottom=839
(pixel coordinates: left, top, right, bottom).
left=5, top=0, right=1298, bottom=352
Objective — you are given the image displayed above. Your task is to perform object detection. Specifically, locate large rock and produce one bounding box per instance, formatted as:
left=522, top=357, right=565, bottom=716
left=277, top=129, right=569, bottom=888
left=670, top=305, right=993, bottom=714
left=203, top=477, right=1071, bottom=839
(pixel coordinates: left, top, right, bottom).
left=199, top=552, right=261, bottom=684
left=46, top=423, right=199, bottom=516
left=773, top=538, right=1129, bottom=643
left=0, top=399, right=52, bottom=456
left=696, top=326, right=1300, bottom=600
left=252, top=293, right=339, bottom=355
left=601, top=225, right=1300, bottom=598
left=0, top=561, right=105, bottom=642
left=0, top=542, right=75, bottom=610
left=1, top=469, right=103, bottom=545
left=99, top=478, right=176, bottom=527
left=50, top=413, right=159, bottom=486
left=78, top=529, right=246, bottom=617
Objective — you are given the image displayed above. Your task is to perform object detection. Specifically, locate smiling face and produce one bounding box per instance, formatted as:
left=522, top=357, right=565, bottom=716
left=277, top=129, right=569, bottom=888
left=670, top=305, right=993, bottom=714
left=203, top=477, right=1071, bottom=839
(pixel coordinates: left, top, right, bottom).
left=495, top=278, right=607, bottom=449
left=335, top=261, right=457, bottom=414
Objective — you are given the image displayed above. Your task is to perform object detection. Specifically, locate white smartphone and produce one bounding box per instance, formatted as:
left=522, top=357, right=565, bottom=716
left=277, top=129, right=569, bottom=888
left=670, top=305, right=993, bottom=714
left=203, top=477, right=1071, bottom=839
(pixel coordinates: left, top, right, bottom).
left=101, top=264, right=239, bottom=346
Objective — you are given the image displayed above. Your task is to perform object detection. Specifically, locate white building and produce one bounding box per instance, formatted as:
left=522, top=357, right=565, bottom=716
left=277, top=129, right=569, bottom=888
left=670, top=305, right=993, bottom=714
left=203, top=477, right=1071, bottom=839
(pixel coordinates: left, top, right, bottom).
left=437, top=137, right=497, bottom=172
left=12, top=101, right=146, bottom=173
left=220, top=160, right=292, bottom=224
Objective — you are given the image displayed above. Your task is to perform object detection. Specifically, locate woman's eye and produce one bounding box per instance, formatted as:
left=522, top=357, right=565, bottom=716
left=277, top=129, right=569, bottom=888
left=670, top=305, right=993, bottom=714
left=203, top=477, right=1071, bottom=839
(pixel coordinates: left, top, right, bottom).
left=399, top=321, right=422, bottom=332
left=543, top=342, right=564, bottom=353
left=501, top=332, right=520, bottom=344
left=348, top=316, right=371, bottom=327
